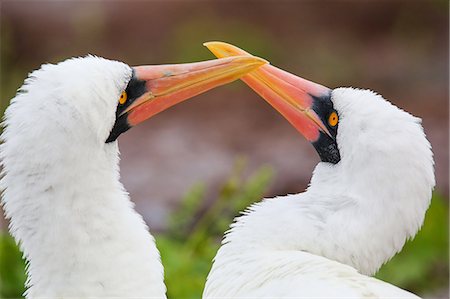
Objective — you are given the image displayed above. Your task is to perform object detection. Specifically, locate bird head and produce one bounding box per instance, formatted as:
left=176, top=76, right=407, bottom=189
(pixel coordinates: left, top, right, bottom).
left=4, top=55, right=266, bottom=149
left=204, top=42, right=434, bottom=171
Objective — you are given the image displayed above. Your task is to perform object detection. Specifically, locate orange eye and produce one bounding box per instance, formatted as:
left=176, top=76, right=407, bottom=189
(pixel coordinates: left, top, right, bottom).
left=328, top=111, right=338, bottom=127
left=119, top=91, right=127, bottom=105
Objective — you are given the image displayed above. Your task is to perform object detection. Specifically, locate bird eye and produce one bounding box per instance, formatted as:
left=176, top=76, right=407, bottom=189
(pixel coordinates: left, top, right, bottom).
left=119, top=91, right=127, bottom=105
left=328, top=111, right=338, bottom=127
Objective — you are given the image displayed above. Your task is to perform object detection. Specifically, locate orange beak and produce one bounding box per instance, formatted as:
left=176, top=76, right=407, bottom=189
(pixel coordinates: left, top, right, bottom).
left=204, top=41, right=331, bottom=142
left=127, top=56, right=267, bottom=126
left=107, top=55, right=267, bottom=142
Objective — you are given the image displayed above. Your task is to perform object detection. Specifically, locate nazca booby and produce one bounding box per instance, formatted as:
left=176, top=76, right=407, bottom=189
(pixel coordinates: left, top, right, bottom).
left=202, top=42, right=435, bottom=298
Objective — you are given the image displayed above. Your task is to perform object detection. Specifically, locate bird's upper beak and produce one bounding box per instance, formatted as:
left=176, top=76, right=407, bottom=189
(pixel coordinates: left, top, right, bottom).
left=204, top=41, right=331, bottom=142
left=107, top=55, right=267, bottom=142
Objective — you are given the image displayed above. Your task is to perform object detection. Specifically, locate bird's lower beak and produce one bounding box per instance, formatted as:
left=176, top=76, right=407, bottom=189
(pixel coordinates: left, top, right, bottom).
left=125, top=56, right=267, bottom=126
left=204, top=41, right=331, bottom=142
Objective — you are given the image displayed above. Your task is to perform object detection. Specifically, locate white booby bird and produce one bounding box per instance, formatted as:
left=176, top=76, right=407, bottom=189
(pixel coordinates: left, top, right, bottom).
left=202, top=42, right=435, bottom=298
left=0, top=54, right=266, bottom=298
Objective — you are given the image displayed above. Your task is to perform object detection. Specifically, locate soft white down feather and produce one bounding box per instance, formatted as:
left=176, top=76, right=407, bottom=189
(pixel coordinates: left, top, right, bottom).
left=203, top=88, right=435, bottom=298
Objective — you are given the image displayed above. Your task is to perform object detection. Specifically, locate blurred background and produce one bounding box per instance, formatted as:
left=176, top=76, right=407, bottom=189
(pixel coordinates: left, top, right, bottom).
left=0, top=1, right=448, bottom=298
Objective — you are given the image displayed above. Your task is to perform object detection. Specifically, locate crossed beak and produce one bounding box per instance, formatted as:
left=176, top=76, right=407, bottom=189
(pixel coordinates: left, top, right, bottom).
left=204, top=41, right=332, bottom=142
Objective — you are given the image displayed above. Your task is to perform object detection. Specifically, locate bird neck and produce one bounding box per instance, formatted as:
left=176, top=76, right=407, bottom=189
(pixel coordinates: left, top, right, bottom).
left=305, top=157, right=432, bottom=274
left=221, top=149, right=433, bottom=276
left=1, top=140, right=166, bottom=297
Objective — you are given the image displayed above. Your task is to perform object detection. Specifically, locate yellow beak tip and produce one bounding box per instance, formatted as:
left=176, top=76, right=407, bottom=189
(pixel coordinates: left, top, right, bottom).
left=204, top=41, right=269, bottom=66
left=203, top=41, right=225, bottom=48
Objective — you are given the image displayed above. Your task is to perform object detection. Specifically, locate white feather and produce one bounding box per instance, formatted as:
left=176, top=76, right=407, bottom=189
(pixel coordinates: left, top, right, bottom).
left=203, top=88, right=435, bottom=298
left=1, top=56, right=166, bottom=298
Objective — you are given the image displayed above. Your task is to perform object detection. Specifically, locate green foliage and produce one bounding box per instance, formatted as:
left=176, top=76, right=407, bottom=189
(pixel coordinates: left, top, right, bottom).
left=0, top=161, right=448, bottom=298
left=158, top=158, right=274, bottom=299
left=0, top=233, right=26, bottom=298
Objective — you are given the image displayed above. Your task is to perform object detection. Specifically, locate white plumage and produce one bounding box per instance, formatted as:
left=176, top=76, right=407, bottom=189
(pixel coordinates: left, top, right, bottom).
left=1, top=57, right=167, bottom=297
left=0, top=45, right=435, bottom=298
left=203, top=88, right=435, bottom=298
